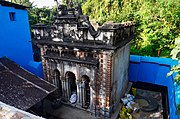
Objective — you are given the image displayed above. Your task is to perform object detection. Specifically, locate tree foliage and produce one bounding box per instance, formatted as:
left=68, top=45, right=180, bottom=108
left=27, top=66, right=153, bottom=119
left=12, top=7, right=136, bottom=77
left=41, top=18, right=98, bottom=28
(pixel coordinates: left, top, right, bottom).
left=11, top=0, right=32, bottom=7
left=82, top=0, right=180, bottom=57
left=168, top=38, right=180, bottom=85
left=11, top=0, right=56, bottom=27
left=29, top=7, right=56, bottom=25
left=167, top=38, right=180, bottom=113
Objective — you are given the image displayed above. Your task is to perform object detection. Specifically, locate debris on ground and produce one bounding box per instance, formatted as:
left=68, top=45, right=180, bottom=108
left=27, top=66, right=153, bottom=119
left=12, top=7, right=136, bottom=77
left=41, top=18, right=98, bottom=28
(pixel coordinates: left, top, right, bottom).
left=119, top=88, right=163, bottom=119
left=70, top=92, right=77, bottom=104
left=121, top=94, right=139, bottom=112
left=119, top=93, right=139, bottom=119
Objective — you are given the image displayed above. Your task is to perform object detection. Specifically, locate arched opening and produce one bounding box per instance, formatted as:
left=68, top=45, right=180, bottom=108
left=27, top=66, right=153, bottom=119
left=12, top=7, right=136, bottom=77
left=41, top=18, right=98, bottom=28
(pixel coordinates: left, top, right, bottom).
left=65, top=72, right=77, bottom=96
left=54, top=69, right=62, bottom=96
left=81, top=75, right=90, bottom=109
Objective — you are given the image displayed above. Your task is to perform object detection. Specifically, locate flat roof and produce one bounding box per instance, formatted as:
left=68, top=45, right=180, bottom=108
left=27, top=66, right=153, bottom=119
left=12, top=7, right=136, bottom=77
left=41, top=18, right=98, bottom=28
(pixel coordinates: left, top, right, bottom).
left=0, top=57, right=57, bottom=110
left=0, top=1, right=28, bottom=10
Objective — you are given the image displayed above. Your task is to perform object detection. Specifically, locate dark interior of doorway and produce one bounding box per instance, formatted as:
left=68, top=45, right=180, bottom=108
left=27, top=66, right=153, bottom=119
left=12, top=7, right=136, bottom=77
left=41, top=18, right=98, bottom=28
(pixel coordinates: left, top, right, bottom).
left=66, top=72, right=77, bottom=95
left=54, top=69, right=62, bottom=97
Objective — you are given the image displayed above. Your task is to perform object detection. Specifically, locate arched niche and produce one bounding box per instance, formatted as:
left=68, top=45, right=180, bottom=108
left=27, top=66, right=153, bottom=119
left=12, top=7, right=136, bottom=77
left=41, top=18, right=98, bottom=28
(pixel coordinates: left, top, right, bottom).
left=65, top=71, right=77, bottom=96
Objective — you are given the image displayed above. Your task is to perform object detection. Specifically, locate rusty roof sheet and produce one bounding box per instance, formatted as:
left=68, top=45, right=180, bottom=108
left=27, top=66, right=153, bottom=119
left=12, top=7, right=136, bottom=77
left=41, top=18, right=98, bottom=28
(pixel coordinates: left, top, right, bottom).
left=0, top=57, right=57, bottom=110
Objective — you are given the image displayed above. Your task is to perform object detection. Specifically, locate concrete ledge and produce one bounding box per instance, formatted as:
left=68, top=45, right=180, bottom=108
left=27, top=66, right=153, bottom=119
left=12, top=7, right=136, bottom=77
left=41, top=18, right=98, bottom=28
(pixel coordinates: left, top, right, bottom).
left=130, top=55, right=178, bottom=66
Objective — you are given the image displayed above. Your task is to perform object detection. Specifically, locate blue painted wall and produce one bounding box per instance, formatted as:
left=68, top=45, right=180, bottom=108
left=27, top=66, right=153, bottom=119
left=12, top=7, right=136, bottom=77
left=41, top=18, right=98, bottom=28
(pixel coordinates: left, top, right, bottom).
left=129, top=55, right=179, bottom=119
left=0, top=4, right=33, bottom=69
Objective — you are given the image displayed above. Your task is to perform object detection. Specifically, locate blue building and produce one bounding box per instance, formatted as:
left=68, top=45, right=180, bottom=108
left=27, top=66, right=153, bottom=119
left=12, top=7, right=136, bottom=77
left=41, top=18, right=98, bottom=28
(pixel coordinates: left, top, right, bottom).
left=0, top=1, right=33, bottom=68
left=0, top=1, right=43, bottom=77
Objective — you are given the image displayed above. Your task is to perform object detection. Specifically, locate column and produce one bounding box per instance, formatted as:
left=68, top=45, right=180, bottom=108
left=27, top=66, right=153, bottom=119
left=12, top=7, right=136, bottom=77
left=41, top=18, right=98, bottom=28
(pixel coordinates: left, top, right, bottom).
left=76, top=64, right=81, bottom=104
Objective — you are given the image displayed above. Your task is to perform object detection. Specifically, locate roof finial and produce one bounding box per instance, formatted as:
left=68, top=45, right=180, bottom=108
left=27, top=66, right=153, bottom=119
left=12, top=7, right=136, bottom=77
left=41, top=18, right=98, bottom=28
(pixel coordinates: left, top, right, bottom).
left=65, top=0, right=74, bottom=8
left=69, top=1, right=73, bottom=8
left=66, top=0, right=69, bottom=6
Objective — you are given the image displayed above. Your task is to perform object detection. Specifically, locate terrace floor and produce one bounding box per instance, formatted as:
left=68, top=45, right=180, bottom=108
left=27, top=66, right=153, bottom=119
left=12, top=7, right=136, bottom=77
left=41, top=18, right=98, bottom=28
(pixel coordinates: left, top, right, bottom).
left=43, top=99, right=99, bottom=119
left=43, top=99, right=120, bottom=119
left=40, top=83, right=163, bottom=119
left=131, top=89, right=163, bottom=119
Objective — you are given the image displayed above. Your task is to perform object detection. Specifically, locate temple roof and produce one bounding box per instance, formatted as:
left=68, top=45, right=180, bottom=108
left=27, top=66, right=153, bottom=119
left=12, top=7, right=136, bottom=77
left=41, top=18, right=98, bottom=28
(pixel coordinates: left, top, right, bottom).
left=32, top=4, right=135, bottom=50
left=0, top=57, right=57, bottom=110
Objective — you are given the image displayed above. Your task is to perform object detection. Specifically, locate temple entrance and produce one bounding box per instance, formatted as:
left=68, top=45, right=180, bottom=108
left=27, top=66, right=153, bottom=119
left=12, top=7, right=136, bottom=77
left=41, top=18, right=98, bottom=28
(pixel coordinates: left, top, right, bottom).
left=81, top=75, right=90, bottom=109
left=65, top=72, right=77, bottom=97
left=53, top=69, right=62, bottom=96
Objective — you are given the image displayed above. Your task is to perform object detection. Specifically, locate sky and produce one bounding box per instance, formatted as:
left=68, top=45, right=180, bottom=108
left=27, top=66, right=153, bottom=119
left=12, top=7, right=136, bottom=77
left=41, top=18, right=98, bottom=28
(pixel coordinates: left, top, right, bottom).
left=30, top=0, right=58, bottom=8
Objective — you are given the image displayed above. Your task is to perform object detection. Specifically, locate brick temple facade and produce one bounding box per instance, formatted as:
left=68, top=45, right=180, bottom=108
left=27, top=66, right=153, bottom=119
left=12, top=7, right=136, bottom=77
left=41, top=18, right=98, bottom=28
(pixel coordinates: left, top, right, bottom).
left=33, top=4, right=135, bottom=118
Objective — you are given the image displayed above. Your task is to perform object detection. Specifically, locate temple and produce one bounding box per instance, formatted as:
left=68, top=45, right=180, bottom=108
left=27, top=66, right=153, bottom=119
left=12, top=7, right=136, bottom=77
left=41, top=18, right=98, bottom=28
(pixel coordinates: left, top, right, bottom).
left=33, top=4, right=135, bottom=117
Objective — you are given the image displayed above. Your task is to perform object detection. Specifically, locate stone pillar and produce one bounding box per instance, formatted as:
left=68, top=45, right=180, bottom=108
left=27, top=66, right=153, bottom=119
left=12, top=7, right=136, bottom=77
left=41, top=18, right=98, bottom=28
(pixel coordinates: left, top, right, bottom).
left=90, top=80, right=95, bottom=111
left=94, top=70, right=100, bottom=116
left=76, top=64, right=81, bottom=104
left=105, top=53, right=113, bottom=117
left=65, top=78, right=69, bottom=100
left=39, top=46, right=48, bottom=80
left=79, top=81, right=83, bottom=105
left=82, top=82, right=85, bottom=107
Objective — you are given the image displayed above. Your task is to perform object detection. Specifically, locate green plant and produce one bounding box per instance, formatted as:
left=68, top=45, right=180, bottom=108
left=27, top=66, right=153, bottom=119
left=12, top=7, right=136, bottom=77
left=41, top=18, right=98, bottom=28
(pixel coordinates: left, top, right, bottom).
left=167, top=38, right=180, bottom=115
left=167, top=38, right=180, bottom=85
left=177, top=103, right=180, bottom=110
left=82, top=0, right=180, bottom=57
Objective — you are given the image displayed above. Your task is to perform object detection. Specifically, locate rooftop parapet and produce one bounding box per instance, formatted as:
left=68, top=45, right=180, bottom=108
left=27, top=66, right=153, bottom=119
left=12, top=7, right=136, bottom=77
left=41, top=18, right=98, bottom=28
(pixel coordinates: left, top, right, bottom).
left=33, top=4, right=135, bottom=50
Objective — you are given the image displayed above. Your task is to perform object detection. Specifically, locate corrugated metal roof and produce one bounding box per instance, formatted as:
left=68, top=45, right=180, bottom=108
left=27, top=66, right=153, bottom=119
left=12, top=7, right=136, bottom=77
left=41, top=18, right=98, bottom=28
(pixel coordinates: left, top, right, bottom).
left=0, top=57, right=57, bottom=110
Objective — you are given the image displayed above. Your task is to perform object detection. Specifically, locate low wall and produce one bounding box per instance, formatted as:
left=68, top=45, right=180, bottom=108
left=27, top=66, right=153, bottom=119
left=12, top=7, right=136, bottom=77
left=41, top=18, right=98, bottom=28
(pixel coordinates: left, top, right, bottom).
left=129, top=55, right=179, bottom=119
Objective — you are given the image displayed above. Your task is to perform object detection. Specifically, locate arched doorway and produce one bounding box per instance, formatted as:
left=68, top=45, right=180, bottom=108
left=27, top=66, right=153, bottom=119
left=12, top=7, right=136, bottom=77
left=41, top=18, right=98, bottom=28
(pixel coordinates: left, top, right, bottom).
left=81, top=75, right=90, bottom=109
left=53, top=69, right=62, bottom=96
left=65, top=72, right=77, bottom=97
